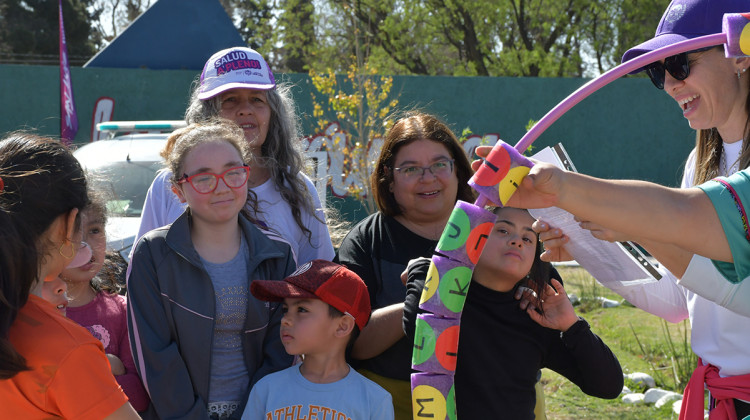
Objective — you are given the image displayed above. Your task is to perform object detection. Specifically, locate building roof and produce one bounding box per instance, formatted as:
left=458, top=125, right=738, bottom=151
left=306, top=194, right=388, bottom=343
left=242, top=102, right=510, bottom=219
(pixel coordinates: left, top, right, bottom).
left=84, top=0, right=245, bottom=70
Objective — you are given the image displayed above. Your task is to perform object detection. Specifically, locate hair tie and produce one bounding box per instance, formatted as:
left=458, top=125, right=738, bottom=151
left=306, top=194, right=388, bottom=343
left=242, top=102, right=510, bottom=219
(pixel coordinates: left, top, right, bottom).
left=0, top=176, right=4, bottom=193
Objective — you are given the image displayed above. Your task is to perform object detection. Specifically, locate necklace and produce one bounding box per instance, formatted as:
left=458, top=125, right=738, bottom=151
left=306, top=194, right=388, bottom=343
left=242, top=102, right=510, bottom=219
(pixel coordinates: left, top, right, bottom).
left=721, top=140, right=744, bottom=176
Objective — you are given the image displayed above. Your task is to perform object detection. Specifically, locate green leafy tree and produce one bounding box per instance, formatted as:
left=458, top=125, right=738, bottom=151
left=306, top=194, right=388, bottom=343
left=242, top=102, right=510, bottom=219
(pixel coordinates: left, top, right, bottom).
left=230, top=0, right=315, bottom=73
left=229, top=0, right=275, bottom=54
left=0, top=0, right=98, bottom=65
left=311, top=0, right=591, bottom=76
left=273, top=0, right=668, bottom=77
left=315, top=0, right=454, bottom=75
left=309, top=59, right=399, bottom=214
left=274, top=0, right=316, bottom=72
left=583, top=0, right=669, bottom=75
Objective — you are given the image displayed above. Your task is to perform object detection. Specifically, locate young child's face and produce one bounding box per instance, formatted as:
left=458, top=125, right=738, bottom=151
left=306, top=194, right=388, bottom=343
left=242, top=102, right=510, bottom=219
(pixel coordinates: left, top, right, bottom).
left=475, top=207, right=538, bottom=287
left=174, top=140, right=248, bottom=224
left=280, top=297, right=341, bottom=356
left=60, top=209, right=107, bottom=284
left=41, top=276, right=68, bottom=316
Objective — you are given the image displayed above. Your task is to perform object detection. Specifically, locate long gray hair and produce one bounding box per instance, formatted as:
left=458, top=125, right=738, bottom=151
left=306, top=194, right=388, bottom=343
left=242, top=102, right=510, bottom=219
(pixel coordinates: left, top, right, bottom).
left=184, top=80, right=318, bottom=241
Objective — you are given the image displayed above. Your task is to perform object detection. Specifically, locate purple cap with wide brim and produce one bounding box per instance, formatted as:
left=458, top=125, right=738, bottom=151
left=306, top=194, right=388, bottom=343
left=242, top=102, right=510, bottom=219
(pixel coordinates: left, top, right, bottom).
left=197, top=47, right=276, bottom=100
left=621, top=0, right=748, bottom=73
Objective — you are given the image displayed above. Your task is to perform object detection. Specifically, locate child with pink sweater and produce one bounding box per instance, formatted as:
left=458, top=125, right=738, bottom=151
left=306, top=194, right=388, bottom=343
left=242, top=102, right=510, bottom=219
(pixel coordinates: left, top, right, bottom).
left=60, top=196, right=149, bottom=412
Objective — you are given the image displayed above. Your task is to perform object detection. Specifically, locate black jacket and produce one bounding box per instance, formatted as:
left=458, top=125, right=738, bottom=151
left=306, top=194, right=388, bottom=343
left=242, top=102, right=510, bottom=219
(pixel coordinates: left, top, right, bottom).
left=403, top=258, right=623, bottom=419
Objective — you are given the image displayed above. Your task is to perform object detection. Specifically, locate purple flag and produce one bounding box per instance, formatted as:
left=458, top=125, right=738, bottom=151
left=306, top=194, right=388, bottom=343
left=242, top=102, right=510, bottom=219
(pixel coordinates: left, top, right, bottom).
left=59, top=0, right=78, bottom=144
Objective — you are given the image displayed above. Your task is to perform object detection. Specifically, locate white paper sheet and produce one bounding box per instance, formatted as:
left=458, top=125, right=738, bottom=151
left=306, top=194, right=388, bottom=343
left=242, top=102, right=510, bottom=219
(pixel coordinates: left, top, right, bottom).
left=528, top=145, right=660, bottom=285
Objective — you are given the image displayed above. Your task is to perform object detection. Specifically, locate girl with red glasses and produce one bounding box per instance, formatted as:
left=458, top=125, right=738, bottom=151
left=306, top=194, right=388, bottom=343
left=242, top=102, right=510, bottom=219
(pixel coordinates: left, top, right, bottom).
left=127, top=119, right=297, bottom=419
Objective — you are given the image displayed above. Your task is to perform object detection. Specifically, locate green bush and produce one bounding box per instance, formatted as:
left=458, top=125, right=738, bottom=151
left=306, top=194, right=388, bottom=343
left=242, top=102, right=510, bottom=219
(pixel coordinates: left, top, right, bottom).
left=541, top=267, right=693, bottom=420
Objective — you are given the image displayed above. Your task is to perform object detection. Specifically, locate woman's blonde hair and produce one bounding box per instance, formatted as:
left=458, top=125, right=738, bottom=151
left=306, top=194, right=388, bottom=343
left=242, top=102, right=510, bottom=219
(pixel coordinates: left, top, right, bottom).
left=692, top=47, right=750, bottom=184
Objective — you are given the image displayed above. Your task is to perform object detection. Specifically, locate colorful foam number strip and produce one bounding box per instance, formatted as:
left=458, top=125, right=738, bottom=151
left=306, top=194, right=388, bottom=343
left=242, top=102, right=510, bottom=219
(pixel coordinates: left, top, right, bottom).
left=412, top=313, right=461, bottom=375
left=435, top=200, right=497, bottom=266
left=411, top=372, right=457, bottom=420
left=468, top=139, right=534, bottom=208
left=417, top=256, right=473, bottom=318
left=724, top=13, right=750, bottom=57
left=411, top=201, right=497, bottom=419
left=420, top=200, right=496, bottom=318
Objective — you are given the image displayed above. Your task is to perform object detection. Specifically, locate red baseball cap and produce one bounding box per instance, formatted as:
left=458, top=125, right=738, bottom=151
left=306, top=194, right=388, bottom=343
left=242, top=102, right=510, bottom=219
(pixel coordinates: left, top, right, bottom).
left=250, top=260, right=371, bottom=330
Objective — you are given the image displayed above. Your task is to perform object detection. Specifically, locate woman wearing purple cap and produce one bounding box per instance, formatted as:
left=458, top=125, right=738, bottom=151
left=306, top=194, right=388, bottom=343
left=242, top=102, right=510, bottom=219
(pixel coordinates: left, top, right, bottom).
left=133, top=47, right=334, bottom=267
left=534, top=0, right=750, bottom=419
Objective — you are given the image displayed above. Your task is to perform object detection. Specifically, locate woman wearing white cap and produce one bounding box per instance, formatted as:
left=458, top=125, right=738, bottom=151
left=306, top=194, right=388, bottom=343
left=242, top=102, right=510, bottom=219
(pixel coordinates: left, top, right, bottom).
left=133, top=47, right=334, bottom=267
left=532, top=0, right=750, bottom=418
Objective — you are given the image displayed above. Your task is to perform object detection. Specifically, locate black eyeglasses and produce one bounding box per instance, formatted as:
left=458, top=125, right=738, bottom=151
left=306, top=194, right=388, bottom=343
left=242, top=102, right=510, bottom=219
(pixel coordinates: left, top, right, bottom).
left=393, top=159, right=455, bottom=180
left=178, top=165, right=250, bottom=194
left=645, top=47, right=714, bottom=90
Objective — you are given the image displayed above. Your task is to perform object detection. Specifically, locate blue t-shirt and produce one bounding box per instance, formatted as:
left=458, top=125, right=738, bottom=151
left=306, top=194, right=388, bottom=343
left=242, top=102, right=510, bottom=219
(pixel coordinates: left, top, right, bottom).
left=201, top=236, right=250, bottom=418
left=242, top=364, right=394, bottom=420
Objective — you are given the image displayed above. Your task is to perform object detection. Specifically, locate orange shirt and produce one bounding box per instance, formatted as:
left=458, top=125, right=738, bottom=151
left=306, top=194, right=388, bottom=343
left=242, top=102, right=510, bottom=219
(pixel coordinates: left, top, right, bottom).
left=0, top=295, right=129, bottom=419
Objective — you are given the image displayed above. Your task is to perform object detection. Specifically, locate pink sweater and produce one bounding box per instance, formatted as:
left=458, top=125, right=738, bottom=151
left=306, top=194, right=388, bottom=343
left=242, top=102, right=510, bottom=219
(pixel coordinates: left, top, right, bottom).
left=66, top=291, right=150, bottom=412
left=681, top=358, right=750, bottom=420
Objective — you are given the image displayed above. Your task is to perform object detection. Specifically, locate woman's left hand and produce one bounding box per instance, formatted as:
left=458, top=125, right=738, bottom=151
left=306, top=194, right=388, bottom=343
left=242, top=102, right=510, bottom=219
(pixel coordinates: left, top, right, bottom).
left=516, top=278, right=579, bottom=332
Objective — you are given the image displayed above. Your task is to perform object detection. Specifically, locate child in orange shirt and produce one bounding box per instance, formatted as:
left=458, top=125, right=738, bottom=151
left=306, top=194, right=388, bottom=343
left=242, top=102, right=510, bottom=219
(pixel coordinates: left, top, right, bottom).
left=0, top=132, right=139, bottom=419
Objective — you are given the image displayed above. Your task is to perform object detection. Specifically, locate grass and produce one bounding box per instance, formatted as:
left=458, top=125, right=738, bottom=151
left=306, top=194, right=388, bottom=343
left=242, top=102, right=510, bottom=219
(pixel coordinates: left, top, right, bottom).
left=542, top=266, right=694, bottom=420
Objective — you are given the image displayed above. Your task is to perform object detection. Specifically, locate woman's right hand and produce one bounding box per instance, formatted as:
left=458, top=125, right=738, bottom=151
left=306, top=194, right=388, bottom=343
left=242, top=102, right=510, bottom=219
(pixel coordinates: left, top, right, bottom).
left=471, top=146, right=566, bottom=209
left=534, top=218, right=633, bottom=263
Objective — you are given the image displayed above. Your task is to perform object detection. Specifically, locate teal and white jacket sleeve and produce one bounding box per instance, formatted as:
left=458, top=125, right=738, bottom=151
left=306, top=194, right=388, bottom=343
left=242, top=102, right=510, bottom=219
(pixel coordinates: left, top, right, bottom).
left=679, top=170, right=750, bottom=317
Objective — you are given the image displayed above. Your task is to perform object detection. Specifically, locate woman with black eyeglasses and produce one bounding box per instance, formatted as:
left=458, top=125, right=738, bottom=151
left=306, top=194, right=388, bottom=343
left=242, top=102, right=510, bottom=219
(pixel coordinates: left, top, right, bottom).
left=333, top=112, right=476, bottom=419
left=534, top=0, right=750, bottom=418
left=336, top=113, right=560, bottom=419
left=127, top=120, right=297, bottom=419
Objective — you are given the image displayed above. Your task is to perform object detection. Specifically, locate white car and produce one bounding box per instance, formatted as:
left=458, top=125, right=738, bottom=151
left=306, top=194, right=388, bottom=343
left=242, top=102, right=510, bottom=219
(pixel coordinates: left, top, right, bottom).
left=73, top=121, right=186, bottom=260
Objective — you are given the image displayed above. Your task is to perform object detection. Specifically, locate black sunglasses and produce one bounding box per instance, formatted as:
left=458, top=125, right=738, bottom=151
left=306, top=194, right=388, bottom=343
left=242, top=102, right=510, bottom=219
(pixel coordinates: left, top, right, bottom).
left=645, top=46, right=715, bottom=90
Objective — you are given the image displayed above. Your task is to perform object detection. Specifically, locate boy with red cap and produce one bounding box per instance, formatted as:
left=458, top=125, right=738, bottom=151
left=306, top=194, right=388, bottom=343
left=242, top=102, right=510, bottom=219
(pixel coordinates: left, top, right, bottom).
left=241, top=260, right=394, bottom=420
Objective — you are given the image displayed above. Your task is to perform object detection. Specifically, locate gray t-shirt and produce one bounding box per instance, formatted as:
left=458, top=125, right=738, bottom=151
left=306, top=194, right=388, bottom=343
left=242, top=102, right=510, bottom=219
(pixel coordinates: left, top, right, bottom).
left=201, top=236, right=250, bottom=419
